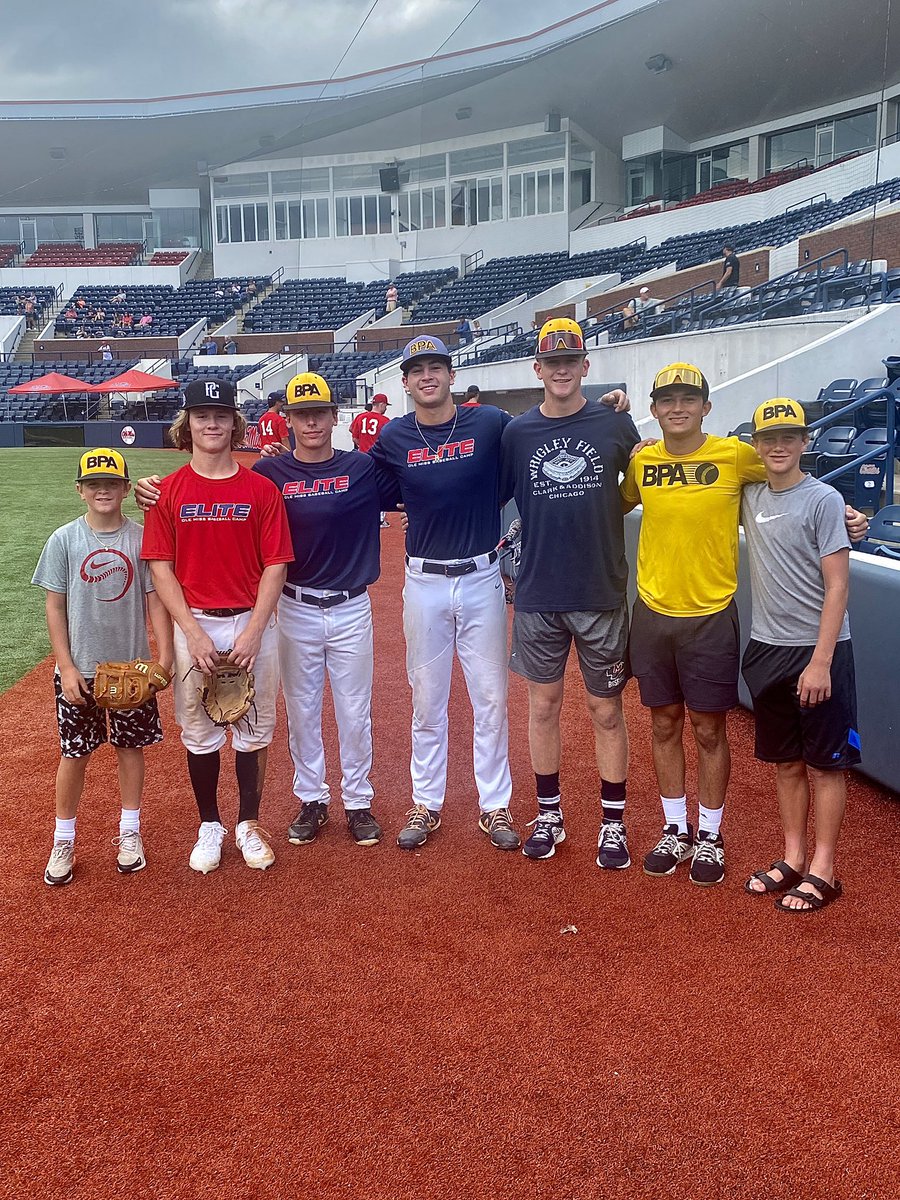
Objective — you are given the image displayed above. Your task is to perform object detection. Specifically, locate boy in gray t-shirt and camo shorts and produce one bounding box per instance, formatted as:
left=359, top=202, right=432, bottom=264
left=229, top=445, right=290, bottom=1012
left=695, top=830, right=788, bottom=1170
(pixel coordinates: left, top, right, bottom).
left=32, top=449, right=173, bottom=887
left=739, top=400, right=859, bottom=914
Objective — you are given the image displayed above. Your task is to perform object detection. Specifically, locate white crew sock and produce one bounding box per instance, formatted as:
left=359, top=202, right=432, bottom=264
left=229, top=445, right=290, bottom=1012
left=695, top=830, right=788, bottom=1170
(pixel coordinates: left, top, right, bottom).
left=660, top=795, right=687, bottom=835
left=698, top=804, right=723, bottom=837
left=55, top=817, right=76, bottom=843
left=119, top=808, right=141, bottom=834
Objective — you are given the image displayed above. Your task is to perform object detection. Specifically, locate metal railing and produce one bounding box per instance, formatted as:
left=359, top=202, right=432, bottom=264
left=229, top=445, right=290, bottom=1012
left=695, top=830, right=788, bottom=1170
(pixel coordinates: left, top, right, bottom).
left=463, top=249, right=484, bottom=276
left=806, top=383, right=900, bottom=508
left=452, top=322, right=523, bottom=367
left=785, top=192, right=827, bottom=213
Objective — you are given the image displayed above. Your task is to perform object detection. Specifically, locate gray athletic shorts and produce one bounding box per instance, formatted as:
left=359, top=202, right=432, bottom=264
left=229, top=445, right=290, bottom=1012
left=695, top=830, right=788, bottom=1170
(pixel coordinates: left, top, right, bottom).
left=509, top=605, right=630, bottom=697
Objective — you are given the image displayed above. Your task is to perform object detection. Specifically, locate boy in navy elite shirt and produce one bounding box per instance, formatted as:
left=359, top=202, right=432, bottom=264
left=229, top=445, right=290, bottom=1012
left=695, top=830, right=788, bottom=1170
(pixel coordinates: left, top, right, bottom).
left=368, top=336, right=519, bottom=853
left=500, top=319, right=639, bottom=868
left=255, top=372, right=396, bottom=849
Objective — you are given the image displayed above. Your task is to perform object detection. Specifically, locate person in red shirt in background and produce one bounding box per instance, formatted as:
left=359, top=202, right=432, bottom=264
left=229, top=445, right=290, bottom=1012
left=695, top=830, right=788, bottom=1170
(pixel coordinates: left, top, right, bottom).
left=257, top=391, right=290, bottom=452
left=140, top=379, right=293, bottom=877
left=462, top=385, right=481, bottom=406
left=350, top=394, right=392, bottom=527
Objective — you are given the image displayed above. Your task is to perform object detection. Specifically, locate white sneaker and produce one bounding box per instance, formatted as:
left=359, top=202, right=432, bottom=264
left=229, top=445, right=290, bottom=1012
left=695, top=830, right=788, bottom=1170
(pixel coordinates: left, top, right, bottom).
left=235, top=820, right=275, bottom=870
left=189, top=821, right=227, bottom=874
left=113, top=829, right=146, bottom=874
left=44, top=840, right=75, bottom=886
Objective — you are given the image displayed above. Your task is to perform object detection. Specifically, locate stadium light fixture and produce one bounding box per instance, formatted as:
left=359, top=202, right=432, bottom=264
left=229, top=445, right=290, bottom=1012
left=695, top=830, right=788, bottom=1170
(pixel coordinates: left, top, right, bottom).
left=645, top=54, right=672, bottom=73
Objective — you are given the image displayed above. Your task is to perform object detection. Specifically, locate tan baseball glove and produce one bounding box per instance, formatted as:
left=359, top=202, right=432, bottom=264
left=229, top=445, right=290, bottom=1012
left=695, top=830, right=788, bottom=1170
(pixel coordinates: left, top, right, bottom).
left=95, top=659, right=172, bottom=709
left=199, top=661, right=256, bottom=727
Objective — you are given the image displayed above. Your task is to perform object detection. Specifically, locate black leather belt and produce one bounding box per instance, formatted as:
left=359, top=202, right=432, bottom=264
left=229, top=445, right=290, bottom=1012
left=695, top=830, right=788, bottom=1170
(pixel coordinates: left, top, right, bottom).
left=407, top=550, right=498, bottom=577
left=201, top=607, right=251, bottom=617
left=282, top=583, right=366, bottom=608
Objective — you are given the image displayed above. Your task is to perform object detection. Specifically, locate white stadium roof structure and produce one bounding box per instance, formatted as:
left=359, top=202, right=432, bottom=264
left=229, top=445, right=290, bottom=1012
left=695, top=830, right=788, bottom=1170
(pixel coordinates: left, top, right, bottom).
left=0, top=0, right=898, bottom=208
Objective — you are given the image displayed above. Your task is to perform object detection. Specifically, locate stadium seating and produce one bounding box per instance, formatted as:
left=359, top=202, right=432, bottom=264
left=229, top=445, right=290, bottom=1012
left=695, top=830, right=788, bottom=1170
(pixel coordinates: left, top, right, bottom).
left=25, top=243, right=143, bottom=267
left=148, top=251, right=190, bottom=265
left=0, top=359, right=140, bottom=422
left=0, top=244, right=19, bottom=267
left=0, top=286, right=57, bottom=319
left=860, top=505, right=900, bottom=557
left=53, top=277, right=268, bottom=338
left=307, top=350, right=401, bottom=400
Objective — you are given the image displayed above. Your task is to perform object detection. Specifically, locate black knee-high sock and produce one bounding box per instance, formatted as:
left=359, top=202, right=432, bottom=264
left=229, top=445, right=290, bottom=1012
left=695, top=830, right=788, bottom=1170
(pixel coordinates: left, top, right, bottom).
left=236, top=750, right=261, bottom=824
left=187, top=750, right=221, bottom=824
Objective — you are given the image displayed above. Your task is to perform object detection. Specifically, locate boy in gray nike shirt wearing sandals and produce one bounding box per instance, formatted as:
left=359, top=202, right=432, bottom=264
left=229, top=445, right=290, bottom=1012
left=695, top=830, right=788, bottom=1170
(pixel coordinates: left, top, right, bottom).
left=740, top=399, right=860, bottom=914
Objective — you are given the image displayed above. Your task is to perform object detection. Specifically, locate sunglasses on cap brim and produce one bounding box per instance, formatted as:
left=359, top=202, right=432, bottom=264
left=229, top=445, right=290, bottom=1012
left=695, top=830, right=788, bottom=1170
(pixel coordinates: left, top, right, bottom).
left=653, top=365, right=704, bottom=392
left=537, top=331, right=586, bottom=356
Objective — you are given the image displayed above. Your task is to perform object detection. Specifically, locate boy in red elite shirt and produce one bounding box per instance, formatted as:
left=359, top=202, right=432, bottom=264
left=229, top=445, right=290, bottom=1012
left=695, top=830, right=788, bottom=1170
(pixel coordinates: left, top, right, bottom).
left=257, top=392, right=290, bottom=452
left=350, top=393, right=392, bottom=526
left=141, top=379, right=293, bottom=875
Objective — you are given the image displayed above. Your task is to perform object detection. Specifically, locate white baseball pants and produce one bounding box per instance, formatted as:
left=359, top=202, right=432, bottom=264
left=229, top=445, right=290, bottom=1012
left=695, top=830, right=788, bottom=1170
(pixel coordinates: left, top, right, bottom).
left=278, top=590, right=375, bottom=810
left=173, top=610, right=280, bottom=754
left=403, top=557, right=512, bottom=813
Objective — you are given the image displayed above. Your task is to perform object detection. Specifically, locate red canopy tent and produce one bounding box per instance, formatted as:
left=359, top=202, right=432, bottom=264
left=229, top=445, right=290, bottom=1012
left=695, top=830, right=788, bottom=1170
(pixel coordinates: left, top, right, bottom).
left=88, top=369, right=179, bottom=393
left=8, top=372, right=95, bottom=419
left=7, top=372, right=93, bottom=393
left=88, top=368, right=179, bottom=420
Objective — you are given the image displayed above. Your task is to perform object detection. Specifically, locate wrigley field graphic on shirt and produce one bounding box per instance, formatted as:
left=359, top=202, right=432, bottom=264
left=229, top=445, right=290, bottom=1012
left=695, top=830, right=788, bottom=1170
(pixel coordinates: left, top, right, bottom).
left=641, top=460, right=720, bottom=487
left=529, top=436, right=605, bottom=498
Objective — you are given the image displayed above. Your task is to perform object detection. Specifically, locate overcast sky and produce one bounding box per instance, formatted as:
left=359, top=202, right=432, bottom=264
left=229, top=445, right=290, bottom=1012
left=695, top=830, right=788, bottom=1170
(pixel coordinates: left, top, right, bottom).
left=0, top=0, right=550, bottom=100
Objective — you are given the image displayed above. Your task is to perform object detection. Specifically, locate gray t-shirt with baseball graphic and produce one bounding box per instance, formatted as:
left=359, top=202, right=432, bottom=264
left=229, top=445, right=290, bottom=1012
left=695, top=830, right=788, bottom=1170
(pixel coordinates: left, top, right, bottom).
left=32, top=515, right=154, bottom=677
left=741, top=474, right=851, bottom=645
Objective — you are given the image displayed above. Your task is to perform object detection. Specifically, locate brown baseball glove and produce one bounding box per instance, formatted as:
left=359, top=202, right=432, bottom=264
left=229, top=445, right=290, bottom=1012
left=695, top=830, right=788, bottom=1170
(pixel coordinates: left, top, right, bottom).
left=199, top=661, right=256, bottom=727
left=95, top=659, right=172, bottom=709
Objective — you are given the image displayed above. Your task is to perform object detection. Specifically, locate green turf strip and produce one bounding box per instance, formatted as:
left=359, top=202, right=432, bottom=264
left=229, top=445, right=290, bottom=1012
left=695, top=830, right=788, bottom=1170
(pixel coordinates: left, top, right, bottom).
left=0, top=447, right=182, bottom=693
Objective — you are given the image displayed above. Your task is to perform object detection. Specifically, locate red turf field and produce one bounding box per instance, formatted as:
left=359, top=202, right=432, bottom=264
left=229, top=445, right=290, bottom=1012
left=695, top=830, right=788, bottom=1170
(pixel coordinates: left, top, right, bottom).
left=2, top=528, right=897, bottom=1199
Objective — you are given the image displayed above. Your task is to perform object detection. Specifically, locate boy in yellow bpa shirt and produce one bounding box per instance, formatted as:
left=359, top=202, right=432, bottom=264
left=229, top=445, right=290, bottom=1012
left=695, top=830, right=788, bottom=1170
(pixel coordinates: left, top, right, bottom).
left=619, top=363, right=865, bottom=888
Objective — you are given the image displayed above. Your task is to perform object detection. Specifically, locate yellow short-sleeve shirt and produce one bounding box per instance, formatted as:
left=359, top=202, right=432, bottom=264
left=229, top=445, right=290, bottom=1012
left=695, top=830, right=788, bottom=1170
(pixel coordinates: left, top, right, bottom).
left=621, top=434, right=766, bottom=617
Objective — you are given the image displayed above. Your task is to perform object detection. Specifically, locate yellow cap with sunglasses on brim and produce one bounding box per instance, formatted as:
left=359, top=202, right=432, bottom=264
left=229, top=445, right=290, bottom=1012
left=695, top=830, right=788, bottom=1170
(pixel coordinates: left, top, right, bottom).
left=650, top=361, right=709, bottom=402
left=535, top=317, right=586, bottom=359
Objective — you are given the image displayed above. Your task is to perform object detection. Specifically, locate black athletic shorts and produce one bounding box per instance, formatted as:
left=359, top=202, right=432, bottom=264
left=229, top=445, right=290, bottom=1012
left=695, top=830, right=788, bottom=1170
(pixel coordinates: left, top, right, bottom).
left=629, top=597, right=739, bottom=712
left=54, top=672, right=163, bottom=758
left=741, top=639, right=861, bottom=770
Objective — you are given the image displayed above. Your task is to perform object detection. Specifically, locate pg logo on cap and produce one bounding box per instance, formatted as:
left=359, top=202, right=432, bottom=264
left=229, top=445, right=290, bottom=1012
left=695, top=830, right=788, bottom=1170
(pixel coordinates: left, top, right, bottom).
left=77, top=448, right=129, bottom=482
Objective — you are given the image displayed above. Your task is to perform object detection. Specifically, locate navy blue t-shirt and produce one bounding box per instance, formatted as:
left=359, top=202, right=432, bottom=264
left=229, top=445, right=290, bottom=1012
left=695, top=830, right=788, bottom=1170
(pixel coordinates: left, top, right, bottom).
left=253, top=450, right=382, bottom=590
left=370, top=405, right=511, bottom=559
left=499, top=400, right=639, bottom=612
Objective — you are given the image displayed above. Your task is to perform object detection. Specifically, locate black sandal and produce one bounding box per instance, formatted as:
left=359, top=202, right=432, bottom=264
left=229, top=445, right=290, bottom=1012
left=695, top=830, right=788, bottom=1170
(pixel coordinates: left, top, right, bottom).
left=744, top=860, right=803, bottom=896
left=774, top=874, right=843, bottom=914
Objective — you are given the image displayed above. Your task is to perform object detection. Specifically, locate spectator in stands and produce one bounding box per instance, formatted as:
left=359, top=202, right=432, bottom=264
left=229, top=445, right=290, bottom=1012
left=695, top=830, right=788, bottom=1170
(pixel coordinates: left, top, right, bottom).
left=202, top=336, right=218, bottom=355
left=138, top=313, right=153, bottom=327
left=718, top=244, right=741, bottom=291
left=111, top=290, right=126, bottom=305
left=214, top=286, right=225, bottom=298
left=94, top=307, right=106, bottom=324
left=462, top=385, right=481, bottom=407
left=385, top=282, right=398, bottom=312
left=121, top=312, right=134, bottom=328
left=76, top=298, right=87, bottom=310
left=230, top=283, right=241, bottom=296
left=223, top=335, right=238, bottom=355
left=473, top=320, right=483, bottom=338
left=456, top=316, right=473, bottom=345
left=63, top=306, right=77, bottom=321
left=24, top=297, right=36, bottom=330
left=247, top=280, right=258, bottom=297
left=621, top=287, right=657, bottom=331
left=99, top=342, right=113, bottom=362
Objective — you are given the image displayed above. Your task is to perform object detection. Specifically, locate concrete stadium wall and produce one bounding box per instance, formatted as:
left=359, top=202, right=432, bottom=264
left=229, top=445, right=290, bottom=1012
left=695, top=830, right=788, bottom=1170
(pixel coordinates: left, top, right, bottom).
left=799, top=207, right=900, bottom=271
left=0, top=265, right=186, bottom=290
left=702, top=304, right=900, bottom=436
left=453, top=314, right=852, bottom=425
left=0, top=315, right=23, bottom=358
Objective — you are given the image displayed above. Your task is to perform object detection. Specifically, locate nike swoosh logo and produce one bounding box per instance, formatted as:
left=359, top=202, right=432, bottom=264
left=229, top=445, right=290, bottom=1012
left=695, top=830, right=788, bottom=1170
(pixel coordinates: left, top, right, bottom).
left=755, top=513, right=787, bottom=524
